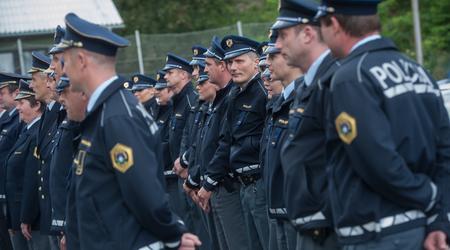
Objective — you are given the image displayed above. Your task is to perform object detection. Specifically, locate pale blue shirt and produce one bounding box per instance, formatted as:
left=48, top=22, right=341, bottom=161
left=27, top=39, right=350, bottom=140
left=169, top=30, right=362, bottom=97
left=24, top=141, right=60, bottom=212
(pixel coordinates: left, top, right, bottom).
left=87, top=76, right=118, bottom=112
left=282, top=80, right=295, bottom=100
left=304, top=49, right=331, bottom=86
left=27, top=116, right=41, bottom=130
left=47, top=100, right=56, bottom=111
left=0, top=110, right=6, bottom=119
left=8, top=108, right=16, bottom=116
left=350, top=34, right=382, bottom=53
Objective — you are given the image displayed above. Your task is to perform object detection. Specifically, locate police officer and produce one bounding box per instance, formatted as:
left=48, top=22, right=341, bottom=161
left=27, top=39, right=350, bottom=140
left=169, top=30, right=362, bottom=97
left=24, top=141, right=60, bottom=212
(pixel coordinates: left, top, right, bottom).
left=46, top=25, right=65, bottom=85
left=58, top=13, right=200, bottom=249
left=5, top=80, right=48, bottom=249
left=272, top=1, right=340, bottom=249
left=263, top=30, right=303, bottom=250
left=314, top=1, right=450, bottom=249
left=153, top=71, right=174, bottom=186
left=186, top=36, right=250, bottom=250
left=0, top=72, right=28, bottom=250
left=48, top=76, right=85, bottom=246
left=131, top=74, right=158, bottom=117
left=190, top=45, right=207, bottom=81
left=163, top=53, right=198, bottom=225
left=198, top=35, right=269, bottom=250
left=27, top=51, right=63, bottom=249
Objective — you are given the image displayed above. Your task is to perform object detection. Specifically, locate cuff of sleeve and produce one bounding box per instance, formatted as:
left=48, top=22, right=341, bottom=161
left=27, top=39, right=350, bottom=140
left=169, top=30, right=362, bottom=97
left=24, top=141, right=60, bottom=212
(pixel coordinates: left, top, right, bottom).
left=185, top=175, right=200, bottom=189
left=180, top=152, right=189, bottom=168
left=203, top=176, right=218, bottom=192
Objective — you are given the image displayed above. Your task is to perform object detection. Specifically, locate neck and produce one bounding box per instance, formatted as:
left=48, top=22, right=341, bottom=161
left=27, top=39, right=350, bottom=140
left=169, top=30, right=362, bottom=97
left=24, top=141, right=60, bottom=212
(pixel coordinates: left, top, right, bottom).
left=282, top=69, right=302, bottom=87
left=86, top=69, right=116, bottom=98
left=216, top=73, right=232, bottom=89
left=300, top=44, right=328, bottom=73
left=342, top=31, right=379, bottom=57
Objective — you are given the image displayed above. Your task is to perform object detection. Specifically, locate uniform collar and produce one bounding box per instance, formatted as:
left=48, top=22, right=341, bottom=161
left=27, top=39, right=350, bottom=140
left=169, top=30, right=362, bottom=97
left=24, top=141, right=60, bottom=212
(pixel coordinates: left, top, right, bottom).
left=27, top=116, right=41, bottom=129
left=8, top=108, right=17, bottom=116
left=349, top=34, right=381, bottom=53
left=282, top=80, right=295, bottom=100
left=0, top=110, right=5, bottom=119
left=87, top=75, right=118, bottom=112
left=47, top=100, right=56, bottom=111
left=239, top=73, right=259, bottom=92
left=304, top=49, right=330, bottom=86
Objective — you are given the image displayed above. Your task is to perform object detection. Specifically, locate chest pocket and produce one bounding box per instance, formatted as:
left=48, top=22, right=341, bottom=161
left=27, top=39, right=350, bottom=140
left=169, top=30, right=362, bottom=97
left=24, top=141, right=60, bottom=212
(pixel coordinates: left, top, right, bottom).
left=235, top=104, right=254, bottom=128
left=270, top=119, right=288, bottom=147
left=288, top=107, right=304, bottom=135
left=170, top=114, right=186, bottom=131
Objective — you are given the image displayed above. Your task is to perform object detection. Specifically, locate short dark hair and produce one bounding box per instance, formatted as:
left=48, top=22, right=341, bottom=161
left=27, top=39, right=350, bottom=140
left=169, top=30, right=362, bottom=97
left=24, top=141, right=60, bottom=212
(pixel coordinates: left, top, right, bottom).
left=5, top=84, right=19, bottom=93
left=27, top=96, right=46, bottom=113
left=321, top=14, right=381, bottom=37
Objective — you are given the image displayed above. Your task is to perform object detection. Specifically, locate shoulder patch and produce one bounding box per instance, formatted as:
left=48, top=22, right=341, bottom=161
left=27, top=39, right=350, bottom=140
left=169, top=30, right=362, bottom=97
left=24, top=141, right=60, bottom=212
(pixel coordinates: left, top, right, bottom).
left=110, top=143, right=134, bottom=173
left=335, top=112, right=357, bottom=144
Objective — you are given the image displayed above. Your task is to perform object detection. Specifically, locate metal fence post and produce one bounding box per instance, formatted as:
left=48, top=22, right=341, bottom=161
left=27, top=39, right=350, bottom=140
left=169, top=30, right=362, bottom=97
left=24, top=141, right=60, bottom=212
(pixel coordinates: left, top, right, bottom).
left=135, top=30, right=144, bottom=74
left=237, top=21, right=243, bottom=36
left=411, top=0, right=423, bottom=65
left=17, top=38, right=25, bottom=74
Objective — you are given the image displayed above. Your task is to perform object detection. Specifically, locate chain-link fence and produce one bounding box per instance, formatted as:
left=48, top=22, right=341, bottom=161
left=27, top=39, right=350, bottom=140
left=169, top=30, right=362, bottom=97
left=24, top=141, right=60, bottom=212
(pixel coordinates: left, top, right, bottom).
left=116, top=22, right=273, bottom=78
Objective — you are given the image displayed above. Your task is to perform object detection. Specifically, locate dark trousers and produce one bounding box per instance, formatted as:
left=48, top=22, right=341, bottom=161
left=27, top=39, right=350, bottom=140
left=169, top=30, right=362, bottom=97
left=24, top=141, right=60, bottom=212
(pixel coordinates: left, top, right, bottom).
left=0, top=204, right=12, bottom=250
left=240, top=179, right=270, bottom=250
left=211, top=184, right=249, bottom=250
left=296, top=231, right=338, bottom=250
left=342, top=227, right=425, bottom=250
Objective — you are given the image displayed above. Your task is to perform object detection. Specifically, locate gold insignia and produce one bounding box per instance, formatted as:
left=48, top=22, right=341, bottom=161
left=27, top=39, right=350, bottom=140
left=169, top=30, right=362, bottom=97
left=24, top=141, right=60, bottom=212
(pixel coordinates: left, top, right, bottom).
left=268, top=30, right=273, bottom=38
left=175, top=113, right=183, bottom=118
left=123, top=82, right=130, bottom=89
left=296, top=108, right=304, bottom=113
left=133, top=76, right=139, bottom=83
left=110, top=143, right=134, bottom=173
left=81, top=139, right=91, bottom=147
left=33, top=146, right=40, bottom=159
left=262, top=45, right=268, bottom=53
left=226, top=39, right=233, bottom=48
left=166, top=56, right=169, bottom=62
left=156, top=74, right=160, bottom=81
left=278, top=119, right=288, bottom=125
left=74, top=150, right=86, bottom=175
left=243, top=104, right=252, bottom=109
left=335, top=112, right=357, bottom=144
left=193, top=49, right=199, bottom=56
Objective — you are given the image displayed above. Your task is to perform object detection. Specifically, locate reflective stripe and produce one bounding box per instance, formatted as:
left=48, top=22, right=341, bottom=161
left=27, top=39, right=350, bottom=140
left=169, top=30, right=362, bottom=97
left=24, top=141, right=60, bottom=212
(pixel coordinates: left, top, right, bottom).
left=165, top=241, right=180, bottom=248
left=224, top=48, right=256, bottom=57
left=187, top=175, right=198, bottom=186
left=206, top=176, right=217, bottom=186
left=269, top=208, right=287, bottom=215
left=337, top=210, right=425, bottom=237
left=235, top=164, right=260, bottom=174
left=182, top=152, right=188, bottom=165
left=427, top=214, right=438, bottom=225
left=51, top=219, right=65, bottom=227
left=425, top=182, right=437, bottom=212
left=0, top=195, right=5, bottom=199
left=292, top=211, right=326, bottom=226
left=448, top=213, right=450, bottom=222
left=164, top=170, right=175, bottom=176
left=138, top=241, right=164, bottom=250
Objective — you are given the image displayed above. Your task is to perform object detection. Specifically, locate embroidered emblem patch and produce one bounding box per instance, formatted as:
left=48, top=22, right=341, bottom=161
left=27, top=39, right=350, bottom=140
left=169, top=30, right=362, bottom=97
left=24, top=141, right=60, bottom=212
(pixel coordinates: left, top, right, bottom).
left=335, top=112, right=357, bottom=144
left=110, top=143, right=134, bottom=173
left=123, top=82, right=130, bottom=89
left=226, top=39, right=233, bottom=48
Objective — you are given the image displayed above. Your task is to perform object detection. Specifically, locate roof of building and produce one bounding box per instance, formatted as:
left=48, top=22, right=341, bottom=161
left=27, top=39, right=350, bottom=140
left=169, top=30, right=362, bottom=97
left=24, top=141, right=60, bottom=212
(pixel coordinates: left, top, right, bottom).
left=0, top=0, right=124, bottom=37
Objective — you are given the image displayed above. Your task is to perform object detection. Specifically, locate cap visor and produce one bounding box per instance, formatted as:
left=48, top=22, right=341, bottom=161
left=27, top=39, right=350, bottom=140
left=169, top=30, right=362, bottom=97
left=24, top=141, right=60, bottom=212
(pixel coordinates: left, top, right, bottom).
left=224, top=50, right=251, bottom=60
left=14, top=93, right=33, bottom=100
left=265, top=47, right=281, bottom=54
left=271, top=20, right=298, bottom=30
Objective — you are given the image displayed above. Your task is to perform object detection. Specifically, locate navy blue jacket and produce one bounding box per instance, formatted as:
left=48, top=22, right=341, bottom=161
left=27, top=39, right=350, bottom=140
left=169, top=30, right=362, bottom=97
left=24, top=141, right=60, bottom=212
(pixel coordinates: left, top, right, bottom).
left=264, top=82, right=298, bottom=220
left=187, top=82, right=233, bottom=189
left=49, top=120, right=80, bottom=232
left=73, top=77, right=186, bottom=250
left=281, top=54, right=339, bottom=232
left=168, top=83, right=197, bottom=166
left=0, top=109, right=23, bottom=203
left=203, top=75, right=267, bottom=191
left=5, top=120, right=40, bottom=230
left=326, top=37, right=450, bottom=244
left=37, top=102, right=66, bottom=234
left=155, top=103, right=173, bottom=178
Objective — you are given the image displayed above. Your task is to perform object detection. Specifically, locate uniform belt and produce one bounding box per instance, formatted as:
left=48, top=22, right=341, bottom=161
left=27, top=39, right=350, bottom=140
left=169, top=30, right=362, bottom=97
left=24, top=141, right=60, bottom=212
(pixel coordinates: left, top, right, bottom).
left=235, top=164, right=260, bottom=174
left=164, top=170, right=176, bottom=176
left=337, top=210, right=425, bottom=237
left=237, top=173, right=261, bottom=186
left=292, top=211, right=326, bottom=226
